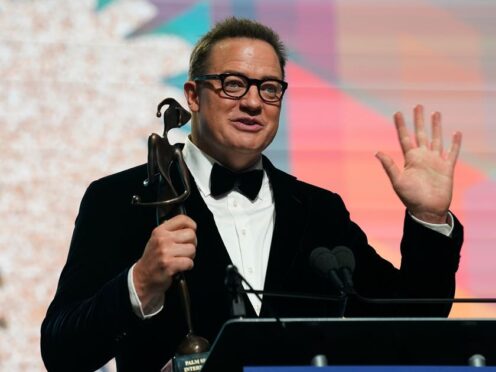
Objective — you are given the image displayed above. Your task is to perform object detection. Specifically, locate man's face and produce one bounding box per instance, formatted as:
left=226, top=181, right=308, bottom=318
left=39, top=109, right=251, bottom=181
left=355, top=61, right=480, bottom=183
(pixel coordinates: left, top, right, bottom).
left=185, top=37, right=283, bottom=170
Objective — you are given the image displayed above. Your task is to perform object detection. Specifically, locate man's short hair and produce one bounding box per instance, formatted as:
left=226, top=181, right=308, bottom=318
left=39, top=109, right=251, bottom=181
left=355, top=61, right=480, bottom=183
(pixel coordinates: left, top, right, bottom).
left=189, top=17, right=287, bottom=80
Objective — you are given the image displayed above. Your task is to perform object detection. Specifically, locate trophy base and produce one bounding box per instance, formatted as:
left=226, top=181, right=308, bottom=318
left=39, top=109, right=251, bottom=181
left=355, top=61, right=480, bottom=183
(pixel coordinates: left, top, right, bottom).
left=172, top=352, right=209, bottom=372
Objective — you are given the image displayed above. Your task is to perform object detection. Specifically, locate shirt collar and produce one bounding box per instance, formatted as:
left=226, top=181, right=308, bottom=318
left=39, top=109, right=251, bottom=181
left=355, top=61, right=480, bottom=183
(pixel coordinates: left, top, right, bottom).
left=182, top=137, right=266, bottom=199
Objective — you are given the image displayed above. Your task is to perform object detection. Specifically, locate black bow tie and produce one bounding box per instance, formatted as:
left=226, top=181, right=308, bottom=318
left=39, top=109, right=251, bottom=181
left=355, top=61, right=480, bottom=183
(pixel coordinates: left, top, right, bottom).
left=210, top=163, right=264, bottom=201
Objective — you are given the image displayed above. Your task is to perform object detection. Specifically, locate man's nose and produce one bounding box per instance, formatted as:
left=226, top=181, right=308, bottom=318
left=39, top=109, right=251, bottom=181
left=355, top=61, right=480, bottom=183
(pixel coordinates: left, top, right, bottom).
left=239, top=84, right=263, bottom=111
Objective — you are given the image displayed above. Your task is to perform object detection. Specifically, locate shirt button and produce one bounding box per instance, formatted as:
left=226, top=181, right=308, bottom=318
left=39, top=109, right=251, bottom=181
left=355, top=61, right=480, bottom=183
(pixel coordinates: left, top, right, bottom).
left=241, top=229, right=246, bottom=236
left=247, top=267, right=254, bottom=274
left=233, top=200, right=238, bottom=208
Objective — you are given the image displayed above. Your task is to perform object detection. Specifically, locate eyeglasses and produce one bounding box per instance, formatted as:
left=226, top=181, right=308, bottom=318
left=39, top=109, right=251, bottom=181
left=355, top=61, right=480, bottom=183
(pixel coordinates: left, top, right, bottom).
left=194, top=73, right=288, bottom=103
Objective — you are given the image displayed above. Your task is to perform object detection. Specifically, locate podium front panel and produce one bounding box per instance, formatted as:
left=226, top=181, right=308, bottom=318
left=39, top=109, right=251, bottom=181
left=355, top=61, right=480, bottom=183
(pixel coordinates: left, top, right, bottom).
left=244, top=368, right=496, bottom=372
left=202, top=318, right=496, bottom=372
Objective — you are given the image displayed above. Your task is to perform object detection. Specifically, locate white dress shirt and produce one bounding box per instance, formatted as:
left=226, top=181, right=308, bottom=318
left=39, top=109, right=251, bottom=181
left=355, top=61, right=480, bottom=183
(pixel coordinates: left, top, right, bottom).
left=181, top=138, right=274, bottom=315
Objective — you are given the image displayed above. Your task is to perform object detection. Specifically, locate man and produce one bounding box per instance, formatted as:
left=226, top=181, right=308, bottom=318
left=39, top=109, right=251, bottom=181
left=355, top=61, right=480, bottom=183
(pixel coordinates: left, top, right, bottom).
left=41, top=17, right=463, bottom=371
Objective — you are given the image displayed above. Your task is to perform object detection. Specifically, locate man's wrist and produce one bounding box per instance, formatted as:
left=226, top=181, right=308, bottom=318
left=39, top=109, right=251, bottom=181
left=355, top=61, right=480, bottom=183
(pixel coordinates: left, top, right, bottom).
left=408, top=211, right=454, bottom=237
left=128, top=264, right=164, bottom=319
left=410, top=211, right=449, bottom=225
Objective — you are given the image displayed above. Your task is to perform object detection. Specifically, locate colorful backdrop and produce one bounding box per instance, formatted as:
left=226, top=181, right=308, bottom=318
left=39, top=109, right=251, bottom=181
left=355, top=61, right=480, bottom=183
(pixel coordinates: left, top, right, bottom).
left=1, top=0, right=495, bottom=370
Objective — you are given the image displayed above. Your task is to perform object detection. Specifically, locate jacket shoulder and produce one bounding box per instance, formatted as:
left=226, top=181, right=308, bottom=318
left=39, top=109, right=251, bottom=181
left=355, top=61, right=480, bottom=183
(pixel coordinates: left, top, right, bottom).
left=265, top=158, right=341, bottom=201
left=89, top=164, right=148, bottom=190
left=77, top=164, right=149, bottom=212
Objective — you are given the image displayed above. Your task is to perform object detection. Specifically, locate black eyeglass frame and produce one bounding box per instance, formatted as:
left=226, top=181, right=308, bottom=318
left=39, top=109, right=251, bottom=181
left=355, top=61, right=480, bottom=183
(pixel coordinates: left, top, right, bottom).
left=194, top=73, right=288, bottom=103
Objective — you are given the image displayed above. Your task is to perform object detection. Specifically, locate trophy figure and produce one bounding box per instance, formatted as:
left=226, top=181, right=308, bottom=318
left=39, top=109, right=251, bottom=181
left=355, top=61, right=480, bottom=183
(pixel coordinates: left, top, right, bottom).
left=132, top=98, right=210, bottom=372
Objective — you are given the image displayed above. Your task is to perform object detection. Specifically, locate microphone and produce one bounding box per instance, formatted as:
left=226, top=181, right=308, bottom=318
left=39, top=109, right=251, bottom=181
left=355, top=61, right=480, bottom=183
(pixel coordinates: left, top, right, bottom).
left=309, top=246, right=356, bottom=295
left=309, top=246, right=357, bottom=316
left=225, top=265, right=247, bottom=318
left=224, top=265, right=286, bottom=327
left=308, top=247, right=345, bottom=294
left=309, top=246, right=496, bottom=316
left=331, top=246, right=356, bottom=295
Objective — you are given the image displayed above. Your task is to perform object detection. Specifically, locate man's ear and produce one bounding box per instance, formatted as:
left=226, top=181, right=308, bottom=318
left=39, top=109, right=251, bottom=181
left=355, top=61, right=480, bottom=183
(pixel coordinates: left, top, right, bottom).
left=184, top=81, right=200, bottom=113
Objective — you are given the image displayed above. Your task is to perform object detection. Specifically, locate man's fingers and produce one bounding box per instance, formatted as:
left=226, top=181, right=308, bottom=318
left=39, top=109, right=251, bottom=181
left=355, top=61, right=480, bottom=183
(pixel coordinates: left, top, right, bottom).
left=164, top=257, right=195, bottom=275
left=166, top=243, right=196, bottom=260
left=394, top=112, right=414, bottom=154
left=414, top=104, right=428, bottom=147
left=161, top=214, right=197, bottom=231
left=395, top=106, right=445, bottom=153
left=151, top=226, right=197, bottom=246
left=138, top=243, right=196, bottom=281
left=151, top=215, right=197, bottom=243
left=375, top=151, right=400, bottom=184
left=447, top=131, right=463, bottom=166
left=151, top=256, right=195, bottom=282
left=430, top=111, right=443, bottom=154
left=172, top=228, right=197, bottom=245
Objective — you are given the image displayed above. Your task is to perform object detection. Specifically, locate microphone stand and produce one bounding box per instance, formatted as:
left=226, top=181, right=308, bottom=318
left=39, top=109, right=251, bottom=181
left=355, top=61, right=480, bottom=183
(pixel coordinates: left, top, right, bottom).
left=226, top=265, right=288, bottom=328
left=338, top=294, right=348, bottom=318
left=239, top=244, right=496, bottom=316
left=239, top=288, right=496, bottom=306
left=225, top=265, right=247, bottom=318
left=239, top=288, right=344, bottom=303
left=355, top=296, right=496, bottom=305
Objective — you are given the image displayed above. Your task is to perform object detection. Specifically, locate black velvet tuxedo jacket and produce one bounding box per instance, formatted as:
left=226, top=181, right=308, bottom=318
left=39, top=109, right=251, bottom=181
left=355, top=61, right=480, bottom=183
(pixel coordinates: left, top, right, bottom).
left=41, top=157, right=463, bottom=371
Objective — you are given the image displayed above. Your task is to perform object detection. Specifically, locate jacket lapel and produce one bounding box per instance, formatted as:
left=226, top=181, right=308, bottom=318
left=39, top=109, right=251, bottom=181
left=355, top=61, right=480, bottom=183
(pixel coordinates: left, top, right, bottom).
left=183, top=170, right=258, bottom=318
left=261, top=157, right=309, bottom=315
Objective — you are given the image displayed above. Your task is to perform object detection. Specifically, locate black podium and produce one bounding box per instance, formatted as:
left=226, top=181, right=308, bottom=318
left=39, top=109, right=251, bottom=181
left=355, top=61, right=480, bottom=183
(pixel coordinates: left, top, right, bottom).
left=201, top=318, right=496, bottom=371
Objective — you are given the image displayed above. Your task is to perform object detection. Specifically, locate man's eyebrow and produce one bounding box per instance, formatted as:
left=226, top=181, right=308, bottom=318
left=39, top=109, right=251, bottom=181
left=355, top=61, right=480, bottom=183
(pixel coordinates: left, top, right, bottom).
left=222, top=70, right=283, bottom=81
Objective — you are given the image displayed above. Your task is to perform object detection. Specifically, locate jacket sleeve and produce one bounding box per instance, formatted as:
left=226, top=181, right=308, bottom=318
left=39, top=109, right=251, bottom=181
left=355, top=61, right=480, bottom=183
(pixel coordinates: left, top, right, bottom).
left=334, top=193, right=464, bottom=317
left=40, top=180, right=144, bottom=372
